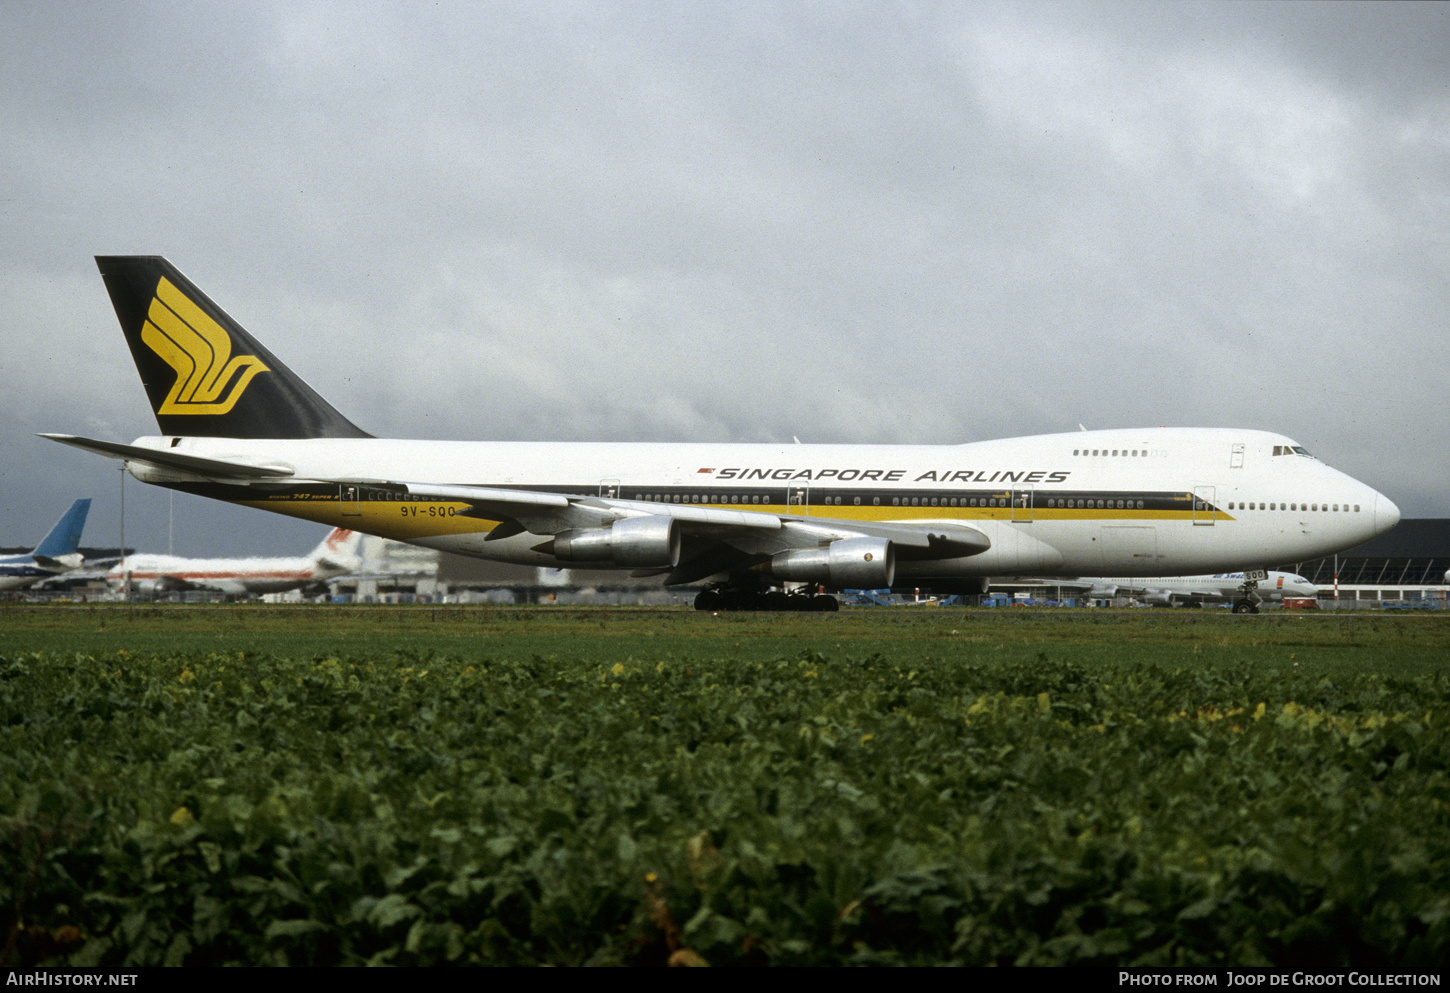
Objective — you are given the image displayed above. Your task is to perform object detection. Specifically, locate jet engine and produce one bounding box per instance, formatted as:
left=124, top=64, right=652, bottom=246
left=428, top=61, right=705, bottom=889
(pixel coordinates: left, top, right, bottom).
left=548, top=515, right=681, bottom=568
left=769, top=537, right=895, bottom=589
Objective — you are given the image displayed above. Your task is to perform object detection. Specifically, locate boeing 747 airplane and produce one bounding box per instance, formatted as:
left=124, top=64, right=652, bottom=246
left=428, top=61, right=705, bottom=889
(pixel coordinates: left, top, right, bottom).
left=108, top=527, right=362, bottom=597
left=44, top=256, right=1400, bottom=611
left=0, top=499, right=92, bottom=591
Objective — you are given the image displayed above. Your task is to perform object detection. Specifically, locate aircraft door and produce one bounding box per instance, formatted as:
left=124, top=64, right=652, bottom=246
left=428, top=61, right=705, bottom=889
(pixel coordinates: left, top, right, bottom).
left=1011, top=488, right=1034, bottom=522
left=1230, top=443, right=1244, bottom=468
left=1192, top=485, right=1216, bottom=525
left=788, top=486, right=809, bottom=516
left=599, top=479, right=620, bottom=499
left=340, top=484, right=362, bottom=517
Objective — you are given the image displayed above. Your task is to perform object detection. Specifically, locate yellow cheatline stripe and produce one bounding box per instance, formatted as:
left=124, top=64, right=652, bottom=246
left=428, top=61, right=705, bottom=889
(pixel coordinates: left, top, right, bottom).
left=239, top=501, right=498, bottom=540
left=235, top=497, right=1230, bottom=537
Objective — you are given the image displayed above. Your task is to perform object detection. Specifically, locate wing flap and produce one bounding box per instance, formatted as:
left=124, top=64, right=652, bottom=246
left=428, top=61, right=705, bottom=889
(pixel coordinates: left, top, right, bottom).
left=779, top=518, right=991, bottom=558
left=577, top=496, right=785, bottom=532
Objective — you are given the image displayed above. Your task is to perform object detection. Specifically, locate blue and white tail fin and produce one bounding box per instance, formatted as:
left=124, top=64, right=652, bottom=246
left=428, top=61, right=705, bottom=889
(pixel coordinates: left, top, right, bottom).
left=31, top=498, right=91, bottom=561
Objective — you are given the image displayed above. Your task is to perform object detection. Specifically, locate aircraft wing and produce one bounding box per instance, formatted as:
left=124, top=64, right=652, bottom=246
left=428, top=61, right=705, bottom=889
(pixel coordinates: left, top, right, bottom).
left=152, top=575, right=204, bottom=593
left=1003, top=577, right=1102, bottom=594
left=146, top=574, right=248, bottom=595
left=394, top=481, right=992, bottom=583
left=1152, top=586, right=1228, bottom=605
left=1069, top=580, right=1198, bottom=603
left=398, top=481, right=987, bottom=546
left=1104, top=580, right=1237, bottom=605
left=1085, top=580, right=1227, bottom=605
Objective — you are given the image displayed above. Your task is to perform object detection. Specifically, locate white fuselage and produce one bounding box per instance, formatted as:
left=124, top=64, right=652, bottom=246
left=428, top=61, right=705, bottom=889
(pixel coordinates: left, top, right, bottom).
left=0, top=553, right=82, bottom=591
left=123, top=426, right=1398, bottom=582
left=1075, top=571, right=1320, bottom=602
left=108, top=552, right=348, bottom=595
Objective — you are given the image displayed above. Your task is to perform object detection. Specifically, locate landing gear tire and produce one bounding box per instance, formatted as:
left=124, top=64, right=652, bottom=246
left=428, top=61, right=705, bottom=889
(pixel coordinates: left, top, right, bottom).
left=1232, top=600, right=1259, bottom=614
left=760, top=591, right=788, bottom=611
left=694, top=590, right=723, bottom=611
left=811, top=595, right=840, bottom=612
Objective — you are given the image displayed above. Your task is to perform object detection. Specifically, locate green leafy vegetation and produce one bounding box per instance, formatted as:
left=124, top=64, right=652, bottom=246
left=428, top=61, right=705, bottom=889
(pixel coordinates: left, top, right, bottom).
left=2, top=607, right=1447, bottom=965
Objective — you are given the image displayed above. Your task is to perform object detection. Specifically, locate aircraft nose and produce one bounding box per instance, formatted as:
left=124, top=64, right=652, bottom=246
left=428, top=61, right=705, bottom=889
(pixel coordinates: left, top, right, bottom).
left=1374, top=493, right=1401, bottom=536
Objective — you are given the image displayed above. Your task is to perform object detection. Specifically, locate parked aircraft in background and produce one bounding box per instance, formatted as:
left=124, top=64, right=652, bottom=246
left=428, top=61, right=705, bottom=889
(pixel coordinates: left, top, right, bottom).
left=0, top=499, right=92, bottom=591
left=1032, top=571, right=1319, bottom=611
left=45, top=256, right=1401, bottom=611
left=107, top=527, right=362, bottom=596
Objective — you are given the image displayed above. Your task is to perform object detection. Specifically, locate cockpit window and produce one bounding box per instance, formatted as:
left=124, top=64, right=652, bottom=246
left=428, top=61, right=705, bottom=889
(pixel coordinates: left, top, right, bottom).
left=1272, top=444, right=1316, bottom=458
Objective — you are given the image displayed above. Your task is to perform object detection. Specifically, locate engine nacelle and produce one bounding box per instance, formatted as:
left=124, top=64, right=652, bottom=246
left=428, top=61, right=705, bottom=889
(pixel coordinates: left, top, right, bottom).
left=550, top=515, right=681, bottom=568
left=770, top=537, right=895, bottom=589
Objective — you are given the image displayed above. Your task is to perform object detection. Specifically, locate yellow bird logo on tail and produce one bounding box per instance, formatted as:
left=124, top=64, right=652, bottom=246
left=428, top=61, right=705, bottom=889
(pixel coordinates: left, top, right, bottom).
left=141, top=277, right=269, bottom=415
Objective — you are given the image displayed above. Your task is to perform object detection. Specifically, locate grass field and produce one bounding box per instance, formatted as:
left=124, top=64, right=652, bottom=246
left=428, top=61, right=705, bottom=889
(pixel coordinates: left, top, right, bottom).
left=2, top=605, right=1448, bottom=966
left=3, top=603, right=1446, bottom=675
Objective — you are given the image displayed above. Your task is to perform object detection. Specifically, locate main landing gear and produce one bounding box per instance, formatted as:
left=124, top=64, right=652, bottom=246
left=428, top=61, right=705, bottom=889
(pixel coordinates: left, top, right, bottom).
left=694, top=586, right=839, bottom=612
left=1232, top=577, right=1262, bottom=614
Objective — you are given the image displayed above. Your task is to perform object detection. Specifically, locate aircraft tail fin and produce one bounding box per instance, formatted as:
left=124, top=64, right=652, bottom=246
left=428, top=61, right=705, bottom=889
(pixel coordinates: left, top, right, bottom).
left=31, top=499, right=91, bottom=558
left=312, top=528, right=364, bottom=570
left=94, top=256, right=372, bottom=439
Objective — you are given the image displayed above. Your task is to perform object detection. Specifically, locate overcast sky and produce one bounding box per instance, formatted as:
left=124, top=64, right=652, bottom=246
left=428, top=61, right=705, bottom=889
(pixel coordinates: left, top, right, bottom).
left=2, top=0, right=1446, bottom=556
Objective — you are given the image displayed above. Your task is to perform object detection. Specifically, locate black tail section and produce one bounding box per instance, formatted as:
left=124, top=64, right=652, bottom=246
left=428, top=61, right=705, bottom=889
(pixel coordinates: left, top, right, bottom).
left=95, top=256, right=371, bottom=439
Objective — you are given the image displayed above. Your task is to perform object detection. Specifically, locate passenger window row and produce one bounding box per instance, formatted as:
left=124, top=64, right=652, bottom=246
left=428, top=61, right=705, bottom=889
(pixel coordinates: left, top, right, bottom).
left=636, top=493, right=770, bottom=504
left=1047, top=498, right=1145, bottom=509
left=1226, top=501, right=1359, bottom=512
left=1073, top=448, right=1160, bottom=457
left=629, top=493, right=1360, bottom=515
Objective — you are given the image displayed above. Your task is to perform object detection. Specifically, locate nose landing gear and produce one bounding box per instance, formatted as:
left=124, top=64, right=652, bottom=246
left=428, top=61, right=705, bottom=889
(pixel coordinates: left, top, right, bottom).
left=1232, top=576, right=1262, bottom=614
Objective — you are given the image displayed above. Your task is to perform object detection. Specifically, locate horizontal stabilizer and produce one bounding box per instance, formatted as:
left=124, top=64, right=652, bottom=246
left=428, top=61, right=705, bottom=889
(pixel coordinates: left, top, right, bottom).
left=32, top=553, right=83, bottom=571
left=39, top=435, right=294, bottom=479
